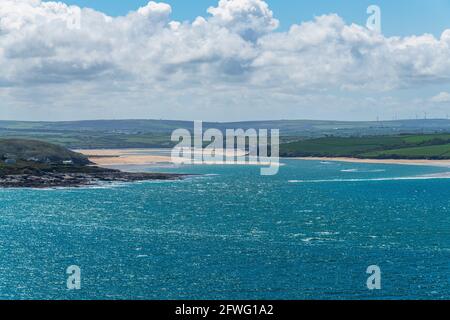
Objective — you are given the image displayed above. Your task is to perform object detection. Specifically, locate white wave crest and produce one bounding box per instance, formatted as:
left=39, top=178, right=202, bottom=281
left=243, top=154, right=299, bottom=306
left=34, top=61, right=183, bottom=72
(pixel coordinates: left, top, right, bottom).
left=289, top=172, right=450, bottom=183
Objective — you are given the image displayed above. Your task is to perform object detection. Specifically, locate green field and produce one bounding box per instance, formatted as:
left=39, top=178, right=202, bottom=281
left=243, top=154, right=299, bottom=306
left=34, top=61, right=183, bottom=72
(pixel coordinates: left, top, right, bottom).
left=362, top=144, right=450, bottom=159
left=0, top=130, right=174, bottom=149
left=280, top=134, right=450, bottom=159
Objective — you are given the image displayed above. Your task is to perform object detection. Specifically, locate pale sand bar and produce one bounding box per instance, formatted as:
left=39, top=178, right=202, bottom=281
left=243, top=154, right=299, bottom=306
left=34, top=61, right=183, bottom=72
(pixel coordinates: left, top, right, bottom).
left=76, top=149, right=276, bottom=166
left=76, top=149, right=173, bottom=166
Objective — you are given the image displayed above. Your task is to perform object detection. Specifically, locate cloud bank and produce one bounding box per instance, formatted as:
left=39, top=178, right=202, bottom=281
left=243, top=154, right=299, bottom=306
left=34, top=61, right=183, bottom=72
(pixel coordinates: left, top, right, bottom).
left=1, top=0, right=450, bottom=120
left=431, top=92, right=450, bottom=103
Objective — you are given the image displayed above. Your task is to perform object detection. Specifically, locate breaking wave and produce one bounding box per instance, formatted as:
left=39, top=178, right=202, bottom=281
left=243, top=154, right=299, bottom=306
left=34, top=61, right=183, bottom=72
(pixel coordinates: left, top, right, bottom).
left=289, top=172, right=450, bottom=183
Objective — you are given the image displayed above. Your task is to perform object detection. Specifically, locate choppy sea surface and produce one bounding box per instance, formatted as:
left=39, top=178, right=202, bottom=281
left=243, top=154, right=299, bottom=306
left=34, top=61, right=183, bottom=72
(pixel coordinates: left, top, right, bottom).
left=1, top=152, right=450, bottom=299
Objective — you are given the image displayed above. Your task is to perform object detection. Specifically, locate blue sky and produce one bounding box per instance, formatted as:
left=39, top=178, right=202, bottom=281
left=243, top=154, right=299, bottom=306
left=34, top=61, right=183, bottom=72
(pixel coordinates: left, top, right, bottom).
left=61, top=0, right=450, bottom=37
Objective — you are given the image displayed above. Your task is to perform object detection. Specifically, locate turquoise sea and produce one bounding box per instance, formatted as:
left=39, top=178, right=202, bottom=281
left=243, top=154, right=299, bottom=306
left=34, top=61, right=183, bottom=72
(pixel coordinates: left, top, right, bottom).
left=1, top=153, right=450, bottom=299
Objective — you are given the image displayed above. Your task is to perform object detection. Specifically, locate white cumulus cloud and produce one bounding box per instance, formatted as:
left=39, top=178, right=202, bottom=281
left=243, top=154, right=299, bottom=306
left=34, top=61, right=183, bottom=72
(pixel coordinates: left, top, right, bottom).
left=207, top=0, right=279, bottom=41
left=431, top=92, right=450, bottom=103
left=1, top=0, right=450, bottom=120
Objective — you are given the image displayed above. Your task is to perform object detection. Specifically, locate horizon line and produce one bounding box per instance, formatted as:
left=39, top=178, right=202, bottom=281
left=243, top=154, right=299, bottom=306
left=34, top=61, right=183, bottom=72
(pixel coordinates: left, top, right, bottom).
left=0, top=118, right=450, bottom=123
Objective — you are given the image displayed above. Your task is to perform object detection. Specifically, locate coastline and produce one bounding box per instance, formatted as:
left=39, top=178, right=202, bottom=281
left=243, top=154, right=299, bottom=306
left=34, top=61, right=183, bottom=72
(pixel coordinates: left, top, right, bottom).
left=78, top=149, right=450, bottom=168
left=1, top=148, right=185, bottom=188
left=0, top=165, right=184, bottom=189
left=293, top=157, right=450, bottom=167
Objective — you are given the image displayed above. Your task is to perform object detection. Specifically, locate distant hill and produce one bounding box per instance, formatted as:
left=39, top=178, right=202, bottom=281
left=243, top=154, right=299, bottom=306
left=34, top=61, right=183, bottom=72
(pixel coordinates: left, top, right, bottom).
left=0, top=119, right=450, bottom=135
left=0, top=139, right=90, bottom=165
left=0, top=119, right=449, bottom=149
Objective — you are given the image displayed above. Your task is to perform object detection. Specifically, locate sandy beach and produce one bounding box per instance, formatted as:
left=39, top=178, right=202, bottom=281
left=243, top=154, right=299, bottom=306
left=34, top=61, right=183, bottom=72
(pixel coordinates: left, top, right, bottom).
left=76, top=149, right=276, bottom=166
left=76, top=149, right=173, bottom=166
left=77, top=149, right=450, bottom=168
left=294, top=157, right=450, bottom=167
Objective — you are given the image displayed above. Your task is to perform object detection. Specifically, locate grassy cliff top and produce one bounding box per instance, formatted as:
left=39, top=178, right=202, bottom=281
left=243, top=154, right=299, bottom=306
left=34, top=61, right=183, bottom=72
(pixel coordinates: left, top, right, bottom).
left=280, top=133, right=450, bottom=159
left=0, top=139, right=90, bottom=165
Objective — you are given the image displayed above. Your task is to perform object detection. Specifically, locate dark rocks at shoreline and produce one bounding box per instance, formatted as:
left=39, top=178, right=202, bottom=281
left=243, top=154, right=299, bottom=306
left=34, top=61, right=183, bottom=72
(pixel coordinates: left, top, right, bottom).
left=0, top=171, right=185, bottom=188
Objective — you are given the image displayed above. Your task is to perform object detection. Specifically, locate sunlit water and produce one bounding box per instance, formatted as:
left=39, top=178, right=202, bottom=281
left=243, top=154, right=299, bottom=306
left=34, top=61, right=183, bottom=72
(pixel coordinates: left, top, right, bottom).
left=1, top=155, right=450, bottom=299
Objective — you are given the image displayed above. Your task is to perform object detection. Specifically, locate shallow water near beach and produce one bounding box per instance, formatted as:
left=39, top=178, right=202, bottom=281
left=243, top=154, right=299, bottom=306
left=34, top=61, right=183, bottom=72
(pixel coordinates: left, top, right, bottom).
left=1, top=158, right=450, bottom=299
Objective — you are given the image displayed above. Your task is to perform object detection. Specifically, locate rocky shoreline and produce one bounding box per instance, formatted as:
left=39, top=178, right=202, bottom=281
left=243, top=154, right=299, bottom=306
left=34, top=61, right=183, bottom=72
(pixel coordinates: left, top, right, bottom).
left=0, top=139, right=185, bottom=188
left=0, top=169, right=184, bottom=188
